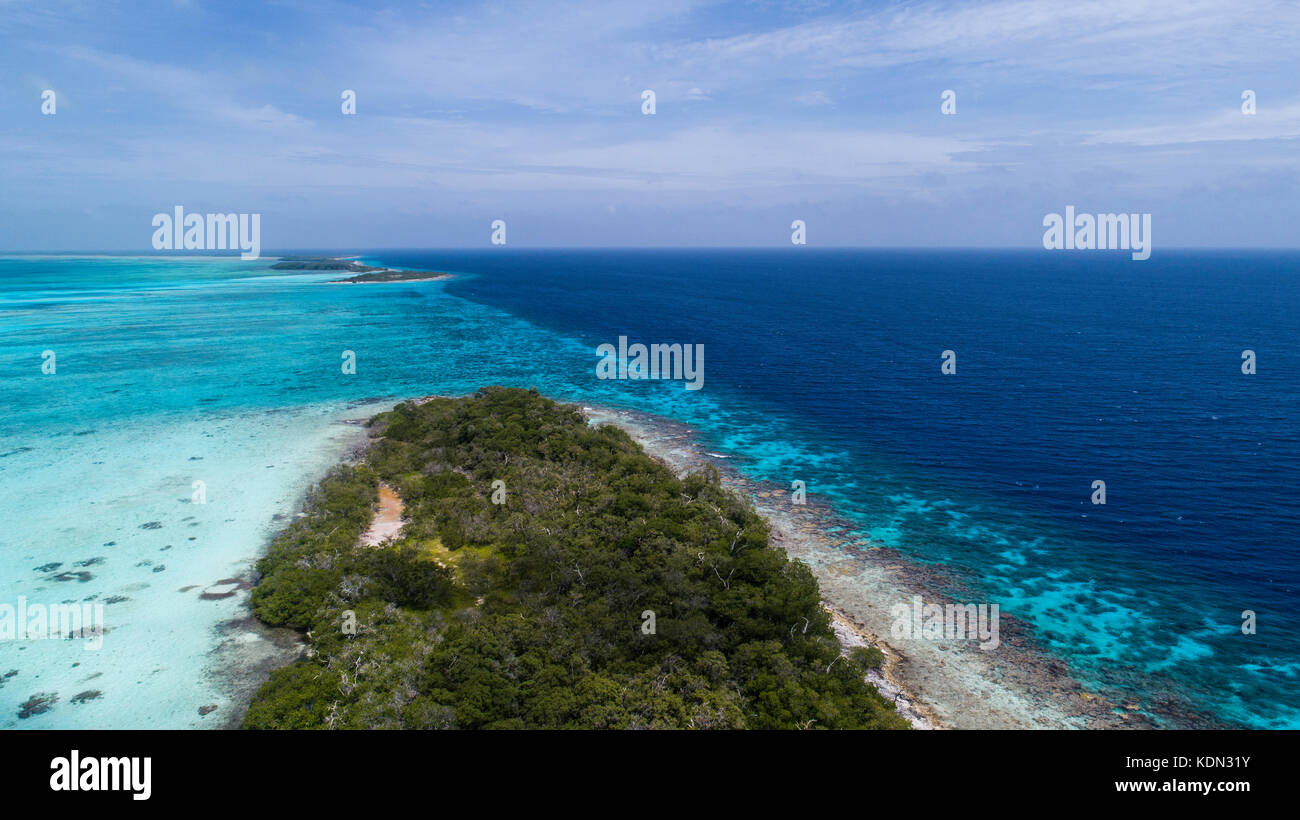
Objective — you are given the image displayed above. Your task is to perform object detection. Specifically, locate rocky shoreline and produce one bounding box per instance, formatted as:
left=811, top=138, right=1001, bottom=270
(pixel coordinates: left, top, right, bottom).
left=579, top=402, right=1174, bottom=730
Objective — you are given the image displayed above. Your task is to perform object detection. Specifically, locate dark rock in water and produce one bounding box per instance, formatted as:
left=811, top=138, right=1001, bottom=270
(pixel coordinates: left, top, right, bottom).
left=104, top=596, right=129, bottom=604
left=103, top=542, right=115, bottom=547
left=53, top=571, right=93, bottom=583
left=135, top=560, right=153, bottom=567
left=75, top=557, right=104, bottom=567
left=34, top=562, right=61, bottom=572
left=18, top=693, right=57, bottom=719
left=178, top=585, right=198, bottom=593
left=189, top=456, right=203, bottom=460
left=152, top=565, right=166, bottom=573
left=139, top=521, right=163, bottom=530
left=70, top=690, right=102, bottom=705
left=160, top=545, right=172, bottom=551
left=200, top=577, right=252, bottom=600
left=198, top=704, right=219, bottom=716
left=3, top=670, right=16, bottom=678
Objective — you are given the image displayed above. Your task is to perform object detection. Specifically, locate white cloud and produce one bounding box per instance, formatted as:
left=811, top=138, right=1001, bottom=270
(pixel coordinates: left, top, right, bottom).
left=51, top=45, right=311, bottom=131
left=1087, top=101, right=1300, bottom=146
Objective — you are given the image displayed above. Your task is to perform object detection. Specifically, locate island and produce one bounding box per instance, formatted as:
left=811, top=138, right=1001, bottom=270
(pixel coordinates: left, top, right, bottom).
left=242, top=387, right=909, bottom=730
left=268, top=255, right=452, bottom=283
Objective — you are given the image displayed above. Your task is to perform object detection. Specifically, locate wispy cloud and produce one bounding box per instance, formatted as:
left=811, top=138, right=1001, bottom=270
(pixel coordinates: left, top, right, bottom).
left=1087, top=101, right=1300, bottom=146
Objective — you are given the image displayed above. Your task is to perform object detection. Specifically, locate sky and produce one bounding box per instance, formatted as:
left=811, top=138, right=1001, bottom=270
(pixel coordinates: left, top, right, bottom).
left=0, top=0, right=1298, bottom=250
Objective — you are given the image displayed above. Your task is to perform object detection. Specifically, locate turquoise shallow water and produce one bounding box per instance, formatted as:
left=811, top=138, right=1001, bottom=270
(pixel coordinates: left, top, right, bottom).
left=1, top=252, right=1296, bottom=729
left=0, top=255, right=742, bottom=727
left=0, top=401, right=382, bottom=726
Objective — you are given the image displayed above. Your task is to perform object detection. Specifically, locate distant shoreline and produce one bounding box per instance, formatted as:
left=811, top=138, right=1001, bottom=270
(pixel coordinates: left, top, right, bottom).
left=326, top=271, right=454, bottom=284
left=268, top=255, right=453, bottom=283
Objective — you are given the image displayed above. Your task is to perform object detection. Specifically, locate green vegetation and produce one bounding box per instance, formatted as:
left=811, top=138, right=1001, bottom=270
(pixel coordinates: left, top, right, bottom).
left=244, top=387, right=908, bottom=730
left=334, top=269, right=451, bottom=283
left=266, top=256, right=448, bottom=281
left=851, top=645, right=886, bottom=670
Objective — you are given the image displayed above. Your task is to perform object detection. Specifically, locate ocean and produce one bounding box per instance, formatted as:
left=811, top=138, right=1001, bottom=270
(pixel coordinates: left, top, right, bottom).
left=1, top=249, right=1296, bottom=728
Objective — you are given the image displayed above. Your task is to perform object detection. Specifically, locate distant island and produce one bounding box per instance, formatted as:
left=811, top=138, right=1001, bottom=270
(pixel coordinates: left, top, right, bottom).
left=269, top=255, right=452, bottom=283
left=242, top=387, right=909, bottom=729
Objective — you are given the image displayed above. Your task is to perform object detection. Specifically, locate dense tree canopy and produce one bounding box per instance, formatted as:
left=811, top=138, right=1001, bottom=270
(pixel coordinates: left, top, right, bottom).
left=244, top=387, right=908, bottom=730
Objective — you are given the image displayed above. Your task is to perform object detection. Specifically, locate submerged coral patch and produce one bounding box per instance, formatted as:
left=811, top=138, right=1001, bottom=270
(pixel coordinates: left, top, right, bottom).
left=18, top=692, right=58, bottom=719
